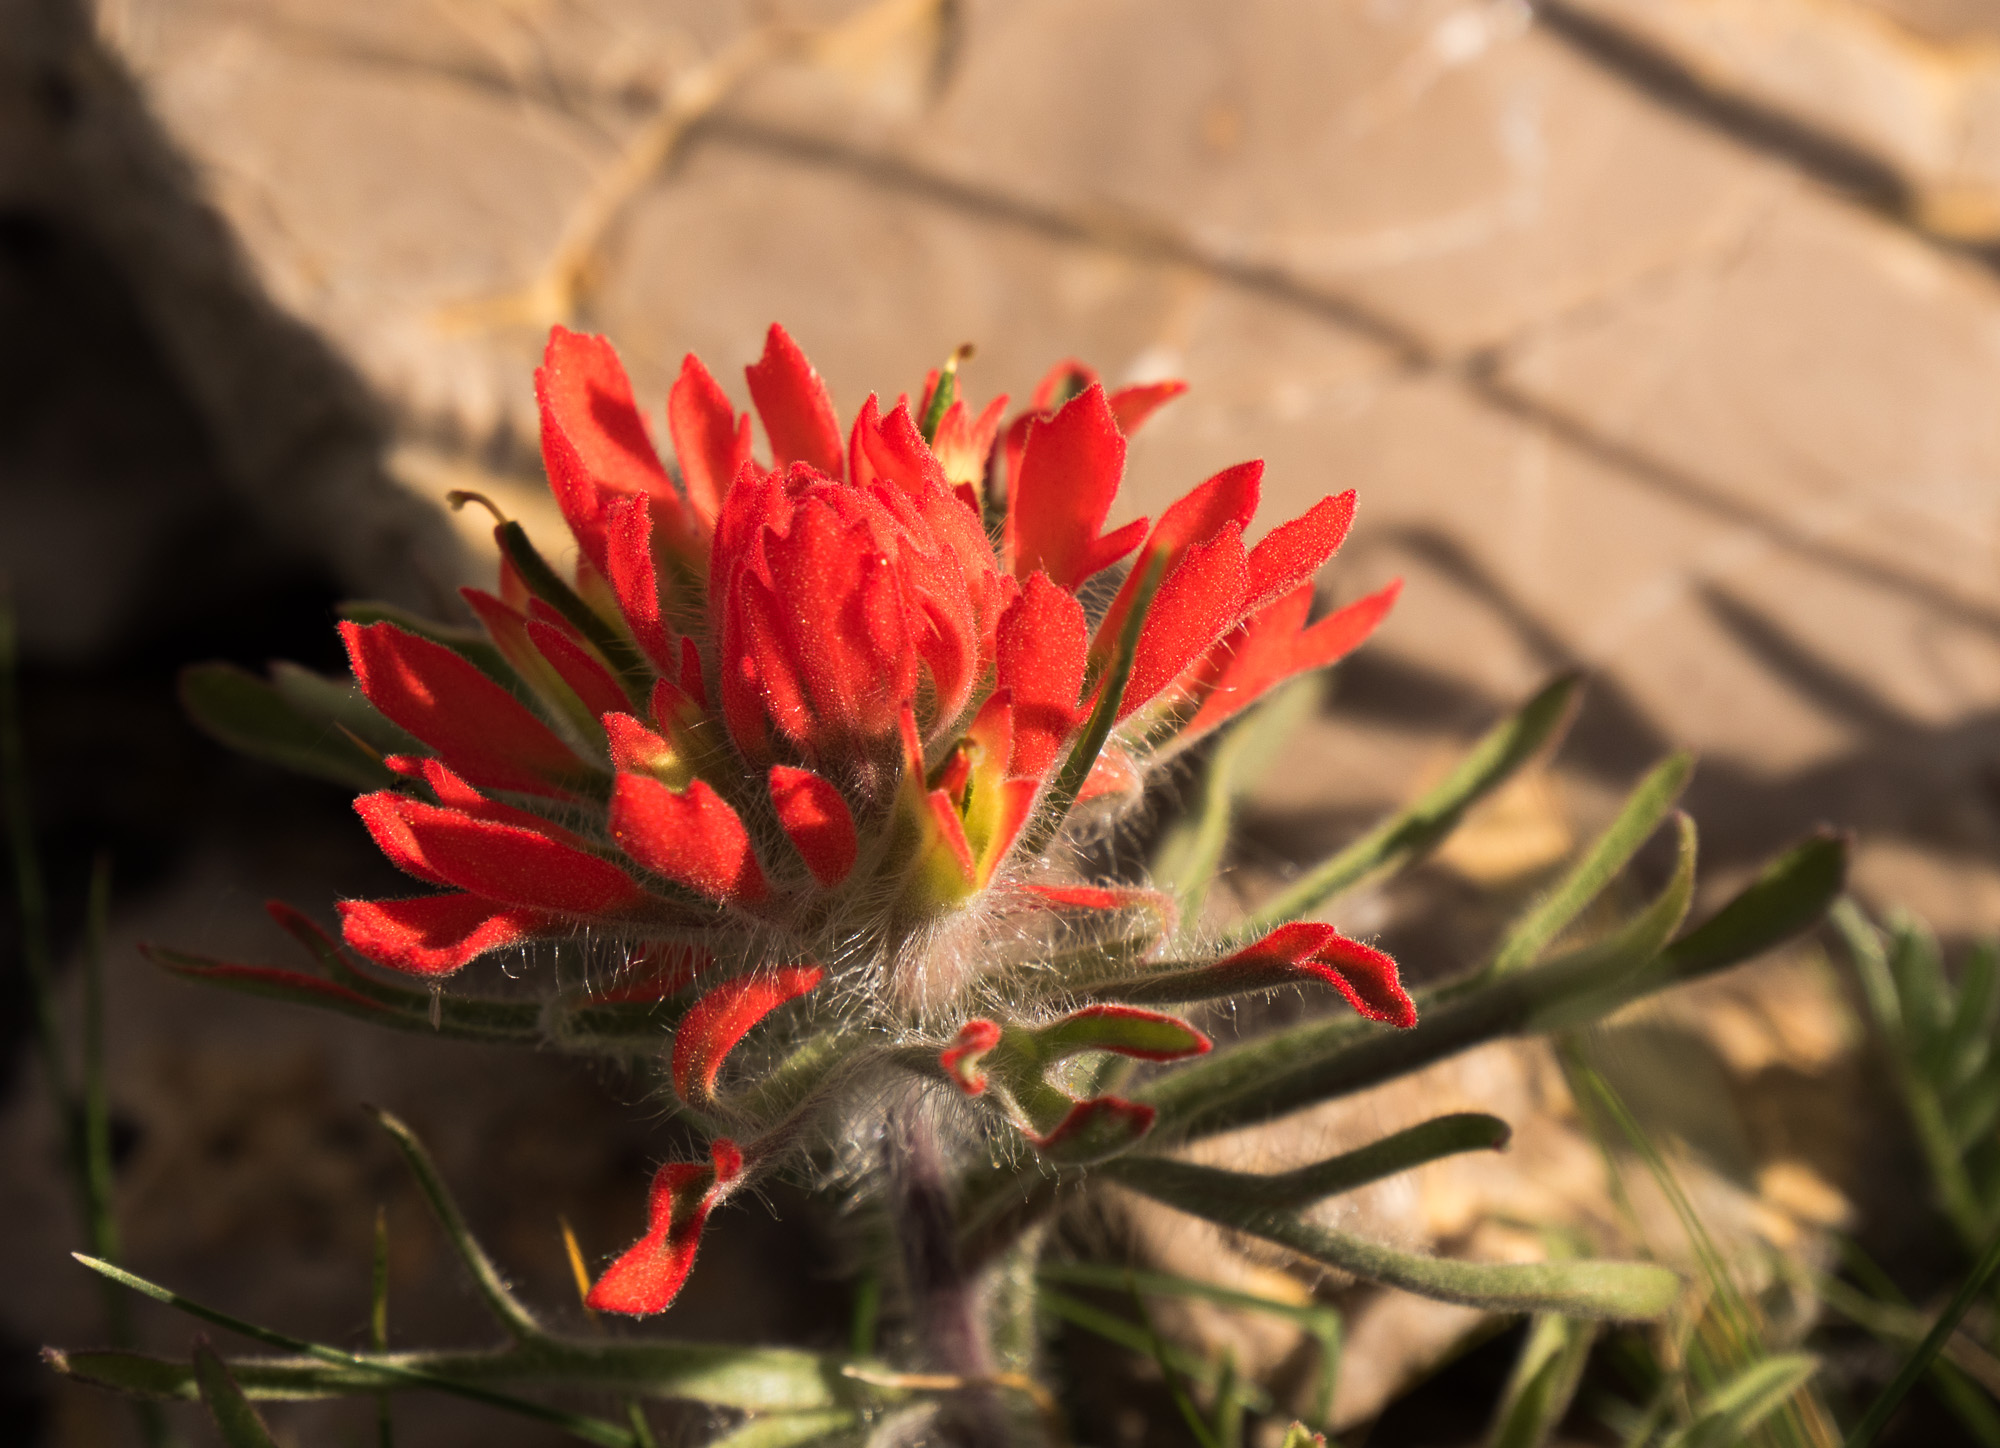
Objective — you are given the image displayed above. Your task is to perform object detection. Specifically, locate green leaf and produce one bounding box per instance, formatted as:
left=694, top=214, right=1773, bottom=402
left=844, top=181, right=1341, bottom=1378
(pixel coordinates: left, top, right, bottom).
left=371, top=1109, right=542, bottom=1341
left=702, top=1410, right=861, bottom=1448
left=1650, top=828, right=1848, bottom=984
left=1486, top=1313, right=1597, bottom=1448
left=180, top=663, right=396, bottom=789
left=1106, top=1159, right=1680, bottom=1319
left=1938, top=939, right=1999, bottom=1090
left=1036, top=1289, right=1274, bottom=1416
left=194, top=1342, right=281, bottom=1448
left=1145, top=816, right=1702, bottom=1143
left=1234, top=670, right=1582, bottom=940
left=1663, top=1354, right=1818, bottom=1448
left=1488, top=751, right=1692, bottom=977
left=1102, top=1112, right=1508, bottom=1211
left=1845, top=1214, right=2000, bottom=1448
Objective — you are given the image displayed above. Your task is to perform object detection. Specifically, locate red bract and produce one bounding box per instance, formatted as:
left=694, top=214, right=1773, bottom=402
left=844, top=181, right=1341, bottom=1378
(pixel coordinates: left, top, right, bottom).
left=308, top=322, right=1411, bottom=1316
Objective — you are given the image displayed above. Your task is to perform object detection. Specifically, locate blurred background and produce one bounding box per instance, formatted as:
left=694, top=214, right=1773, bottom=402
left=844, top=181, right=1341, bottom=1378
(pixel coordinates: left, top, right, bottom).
left=3, top=0, right=1999, bottom=1443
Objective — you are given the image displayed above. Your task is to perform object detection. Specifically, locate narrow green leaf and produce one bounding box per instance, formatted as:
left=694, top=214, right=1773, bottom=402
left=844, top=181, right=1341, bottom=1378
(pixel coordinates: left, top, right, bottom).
left=54, top=1340, right=865, bottom=1414
left=1486, top=1313, right=1597, bottom=1448
left=1832, top=898, right=1900, bottom=1037
left=1108, top=1159, right=1680, bottom=1319
left=1488, top=751, right=1692, bottom=977
left=1650, top=828, right=1848, bottom=983
left=1939, top=940, right=1999, bottom=1090
left=1145, top=817, right=1703, bottom=1143
left=702, top=1410, right=861, bottom=1448
left=1038, top=1288, right=1260, bottom=1409
left=69, top=1255, right=636, bottom=1445
left=372, top=1204, right=394, bottom=1448
left=1845, top=1214, right=2000, bottom=1448
left=1665, top=1354, right=1818, bottom=1448
left=180, top=663, right=396, bottom=789
left=1102, top=1112, right=1509, bottom=1213
left=81, top=853, right=120, bottom=1269
left=1235, top=670, right=1582, bottom=940
left=1016, top=553, right=1161, bottom=859
left=370, top=1109, right=543, bottom=1341
left=194, top=1341, right=282, bottom=1448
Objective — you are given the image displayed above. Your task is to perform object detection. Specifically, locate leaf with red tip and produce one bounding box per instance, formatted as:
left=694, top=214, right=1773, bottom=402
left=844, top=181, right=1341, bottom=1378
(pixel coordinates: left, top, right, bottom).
left=1243, top=491, right=1355, bottom=614
left=1028, top=1096, right=1157, bottom=1163
left=341, top=620, right=585, bottom=798
left=1107, top=379, right=1188, bottom=435
left=671, top=966, right=824, bottom=1105
left=337, top=894, right=553, bottom=976
left=668, top=352, right=751, bottom=525
left=940, top=1018, right=1003, bottom=1094
left=610, top=773, right=769, bottom=905
left=1110, top=921, right=1414, bottom=1026
left=1118, top=526, right=1250, bottom=720
left=355, top=793, right=649, bottom=915
left=586, top=1140, right=743, bottom=1316
left=600, top=712, right=683, bottom=784
left=1035, top=1004, right=1211, bottom=1063
left=745, top=324, right=843, bottom=477
left=849, top=394, right=950, bottom=498
left=525, top=614, right=631, bottom=722
left=1095, top=461, right=1262, bottom=663
left=1007, top=385, right=1140, bottom=589
left=995, top=572, right=1088, bottom=780
left=384, top=755, right=587, bottom=845
left=1076, top=745, right=1141, bottom=802
left=1021, top=882, right=1173, bottom=915
left=769, top=766, right=857, bottom=887
left=1180, top=579, right=1400, bottom=745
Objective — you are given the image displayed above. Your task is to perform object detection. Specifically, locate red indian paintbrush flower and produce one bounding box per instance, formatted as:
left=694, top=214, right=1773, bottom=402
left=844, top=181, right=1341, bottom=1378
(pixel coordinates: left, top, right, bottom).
left=279, top=324, right=1408, bottom=1315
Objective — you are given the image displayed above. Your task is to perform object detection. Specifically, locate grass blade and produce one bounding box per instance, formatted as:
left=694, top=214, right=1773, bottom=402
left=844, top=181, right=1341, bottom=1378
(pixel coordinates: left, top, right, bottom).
left=369, top=1108, right=543, bottom=1341
left=1487, top=1312, right=1597, bottom=1448
left=1234, top=671, right=1582, bottom=939
left=1664, top=1354, right=1819, bottom=1448
left=1488, top=752, right=1692, bottom=978
left=1844, top=1215, right=2000, bottom=1448
left=372, top=1205, right=394, bottom=1448
left=194, top=1340, right=282, bottom=1448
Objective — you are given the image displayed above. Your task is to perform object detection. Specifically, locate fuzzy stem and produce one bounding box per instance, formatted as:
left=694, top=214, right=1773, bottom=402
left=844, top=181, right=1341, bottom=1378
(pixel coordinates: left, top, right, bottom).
left=884, top=1093, right=1024, bottom=1447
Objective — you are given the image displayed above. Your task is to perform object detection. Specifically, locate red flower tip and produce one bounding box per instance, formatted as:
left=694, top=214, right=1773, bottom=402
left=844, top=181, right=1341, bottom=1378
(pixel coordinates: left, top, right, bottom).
left=1217, top=922, right=1415, bottom=1027
left=745, top=323, right=843, bottom=478
left=671, top=965, right=825, bottom=1105
left=668, top=351, right=751, bottom=527
left=610, top=773, right=769, bottom=906
left=1008, top=383, right=1142, bottom=590
left=585, top=1138, right=744, bottom=1316
left=939, top=1018, right=1003, bottom=1094
left=768, top=766, right=858, bottom=886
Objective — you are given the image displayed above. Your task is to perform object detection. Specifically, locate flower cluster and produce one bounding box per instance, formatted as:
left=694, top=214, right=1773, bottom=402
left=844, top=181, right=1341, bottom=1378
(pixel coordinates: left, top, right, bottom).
left=328, top=324, right=1410, bottom=1315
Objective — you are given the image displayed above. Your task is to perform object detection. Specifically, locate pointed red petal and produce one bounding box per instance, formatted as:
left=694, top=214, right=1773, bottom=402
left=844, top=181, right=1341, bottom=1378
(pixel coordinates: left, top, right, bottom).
left=1118, top=525, right=1250, bottom=720
left=1107, top=379, right=1188, bottom=435
left=1181, top=579, right=1400, bottom=744
left=769, top=765, right=858, bottom=887
left=383, top=755, right=586, bottom=844
left=337, top=894, right=553, bottom=976
left=1076, top=744, right=1141, bottom=802
left=537, top=327, right=686, bottom=576
left=1096, top=461, right=1262, bottom=659
left=601, top=712, right=676, bottom=777
left=1243, top=490, right=1355, bottom=614
left=668, top=352, right=751, bottom=525
left=1217, top=922, right=1414, bottom=1027
left=995, top=572, right=1088, bottom=781
left=672, top=966, right=824, bottom=1104
left=1029, top=359, right=1098, bottom=411
left=586, top=1140, right=743, bottom=1316
left=745, top=324, right=843, bottom=477
left=610, top=773, right=769, bottom=905
left=602, top=493, right=677, bottom=672
left=341, top=620, right=583, bottom=798
left=354, top=793, right=647, bottom=915
left=1007, top=384, right=1131, bottom=589
left=1027, top=1096, right=1156, bottom=1161
left=1020, top=882, right=1167, bottom=912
